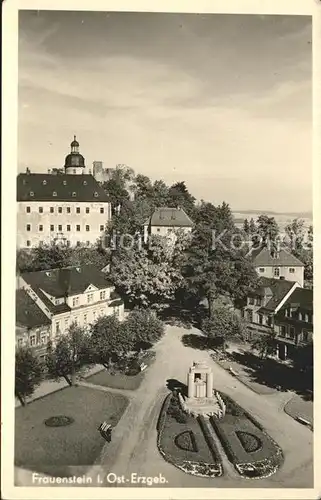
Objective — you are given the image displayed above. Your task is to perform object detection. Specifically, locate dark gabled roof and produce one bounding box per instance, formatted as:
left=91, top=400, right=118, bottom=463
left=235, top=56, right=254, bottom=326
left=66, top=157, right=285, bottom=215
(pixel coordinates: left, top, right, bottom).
left=279, top=287, right=313, bottom=312
left=147, top=207, right=193, bottom=227
left=251, top=247, right=304, bottom=267
left=21, top=265, right=113, bottom=299
left=16, top=289, right=51, bottom=328
left=17, top=173, right=109, bottom=202
left=252, top=277, right=297, bottom=313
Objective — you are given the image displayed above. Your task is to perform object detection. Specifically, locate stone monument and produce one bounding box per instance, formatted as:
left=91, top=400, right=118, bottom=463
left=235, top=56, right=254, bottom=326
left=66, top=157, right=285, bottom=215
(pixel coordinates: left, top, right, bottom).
left=178, top=361, right=226, bottom=419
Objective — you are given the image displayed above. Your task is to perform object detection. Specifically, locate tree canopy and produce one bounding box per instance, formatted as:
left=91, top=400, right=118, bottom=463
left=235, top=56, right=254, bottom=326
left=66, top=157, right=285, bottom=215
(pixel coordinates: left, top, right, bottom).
left=15, top=347, right=43, bottom=405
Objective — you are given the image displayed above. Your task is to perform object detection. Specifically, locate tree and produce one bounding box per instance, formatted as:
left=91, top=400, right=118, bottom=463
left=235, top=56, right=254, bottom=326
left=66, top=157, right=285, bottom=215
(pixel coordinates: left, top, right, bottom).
left=249, top=218, right=257, bottom=235
left=15, top=347, right=43, bottom=406
left=251, top=332, right=277, bottom=359
left=124, top=309, right=165, bottom=350
left=167, top=181, right=195, bottom=216
left=110, top=234, right=186, bottom=309
left=285, top=218, right=306, bottom=253
left=89, top=315, right=134, bottom=368
left=46, top=324, right=90, bottom=385
left=201, top=306, right=247, bottom=350
left=256, top=215, right=279, bottom=247
left=102, top=164, right=134, bottom=210
left=243, top=218, right=250, bottom=235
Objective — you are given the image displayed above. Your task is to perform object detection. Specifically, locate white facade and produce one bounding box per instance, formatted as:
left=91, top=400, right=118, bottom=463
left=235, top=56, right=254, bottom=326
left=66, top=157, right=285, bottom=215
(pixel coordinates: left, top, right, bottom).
left=17, top=200, right=111, bottom=248
left=256, top=265, right=304, bottom=287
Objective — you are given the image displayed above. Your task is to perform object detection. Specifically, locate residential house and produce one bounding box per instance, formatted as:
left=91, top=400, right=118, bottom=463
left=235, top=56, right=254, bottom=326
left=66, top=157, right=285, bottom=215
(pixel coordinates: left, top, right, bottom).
left=251, top=247, right=304, bottom=287
left=16, top=264, right=124, bottom=356
left=143, top=207, right=193, bottom=243
left=17, top=137, right=111, bottom=248
left=274, top=287, right=313, bottom=360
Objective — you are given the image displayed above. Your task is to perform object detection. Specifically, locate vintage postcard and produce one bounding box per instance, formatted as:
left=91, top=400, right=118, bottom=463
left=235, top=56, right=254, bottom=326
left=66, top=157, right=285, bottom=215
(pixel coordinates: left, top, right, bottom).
left=2, top=0, right=320, bottom=499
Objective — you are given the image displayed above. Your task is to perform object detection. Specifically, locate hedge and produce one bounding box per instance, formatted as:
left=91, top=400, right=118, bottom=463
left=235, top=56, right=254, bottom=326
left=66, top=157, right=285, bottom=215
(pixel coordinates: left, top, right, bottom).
left=198, top=416, right=222, bottom=464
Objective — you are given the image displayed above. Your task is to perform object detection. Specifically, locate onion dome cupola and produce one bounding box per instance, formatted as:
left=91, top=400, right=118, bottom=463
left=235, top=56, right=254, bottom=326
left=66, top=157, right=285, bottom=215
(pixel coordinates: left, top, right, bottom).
left=64, top=135, right=86, bottom=175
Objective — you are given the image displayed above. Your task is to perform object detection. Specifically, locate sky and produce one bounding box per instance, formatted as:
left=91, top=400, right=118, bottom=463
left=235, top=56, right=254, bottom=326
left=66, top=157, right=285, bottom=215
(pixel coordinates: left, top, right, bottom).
left=18, top=11, right=312, bottom=212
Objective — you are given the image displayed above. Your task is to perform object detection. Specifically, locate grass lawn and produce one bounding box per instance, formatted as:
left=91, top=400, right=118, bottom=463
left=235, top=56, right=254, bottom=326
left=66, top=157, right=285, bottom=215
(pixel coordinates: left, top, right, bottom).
left=284, top=394, right=313, bottom=424
left=86, top=369, right=144, bottom=391
left=15, top=385, right=128, bottom=476
left=160, top=412, right=214, bottom=464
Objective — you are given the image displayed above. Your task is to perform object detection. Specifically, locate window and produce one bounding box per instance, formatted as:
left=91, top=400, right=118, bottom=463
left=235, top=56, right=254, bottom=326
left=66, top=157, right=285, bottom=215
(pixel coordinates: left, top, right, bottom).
left=72, top=297, right=79, bottom=307
left=100, top=208, right=104, bottom=214
left=26, top=240, right=31, bottom=247
left=289, top=268, right=295, bottom=274
left=157, top=228, right=161, bottom=232
left=258, top=314, right=264, bottom=325
left=274, top=267, right=280, bottom=277
left=267, top=316, right=272, bottom=327
left=100, top=309, right=104, bottom=316
left=73, top=169, right=76, bottom=174
left=53, top=191, right=57, bottom=197
left=66, top=207, right=71, bottom=213
left=26, top=224, right=31, bottom=231
left=83, top=180, right=87, bottom=186
left=246, top=310, right=253, bottom=322
left=94, top=192, right=99, bottom=197
left=39, top=240, right=43, bottom=246
left=39, top=225, right=43, bottom=232
left=280, top=325, right=287, bottom=337
left=285, top=308, right=289, bottom=317
left=67, top=225, right=71, bottom=232
left=39, top=207, right=43, bottom=213
left=86, top=207, right=90, bottom=213
left=55, top=299, right=60, bottom=305
left=58, top=207, right=62, bottom=214
left=76, top=225, right=80, bottom=232
left=50, top=225, right=54, bottom=232
left=87, top=293, right=94, bottom=303
left=305, top=313, right=309, bottom=322
left=29, top=335, right=36, bottom=346
left=298, top=312, right=303, bottom=321
left=26, top=206, right=30, bottom=213
left=50, top=207, right=54, bottom=213
left=55, top=321, right=60, bottom=334
left=248, top=297, right=255, bottom=306
left=259, top=267, right=265, bottom=273
left=288, top=327, right=295, bottom=340
left=76, top=207, right=80, bottom=213
left=84, top=314, right=87, bottom=325
left=72, top=192, right=77, bottom=197
left=40, top=335, right=48, bottom=345
left=58, top=225, right=62, bottom=232
left=302, top=330, right=310, bottom=342
left=64, top=318, right=69, bottom=329
left=17, top=338, right=23, bottom=347
left=100, top=225, right=104, bottom=231
left=30, top=191, right=34, bottom=197
left=63, top=180, right=67, bottom=185
left=256, top=297, right=262, bottom=306
left=86, top=225, right=90, bottom=232
left=42, top=180, right=47, bottom=185
left=100, top=291, right=106, bottom=300
left=76, top=241, right=81, bottom=246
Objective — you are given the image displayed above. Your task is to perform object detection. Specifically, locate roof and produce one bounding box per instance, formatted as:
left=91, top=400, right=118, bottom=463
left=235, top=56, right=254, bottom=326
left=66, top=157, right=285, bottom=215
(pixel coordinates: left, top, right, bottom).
left=21, top=265, right=114, bottom=314
left=280, top=287, right=313, bottom=311
left=252, top=277, right=297, bottom=313
left=251, top=247, right=304, bottom=267
left=147, top=207, right=193, bottom=227
left=17, top=173, right=109, bottom=202
left=16, top=289, right=51, bottom=329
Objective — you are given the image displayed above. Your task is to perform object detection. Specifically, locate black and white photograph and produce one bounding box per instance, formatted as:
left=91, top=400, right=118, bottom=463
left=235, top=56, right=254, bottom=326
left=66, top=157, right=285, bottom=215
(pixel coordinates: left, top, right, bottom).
left=2, top=2, right=320, bottom=499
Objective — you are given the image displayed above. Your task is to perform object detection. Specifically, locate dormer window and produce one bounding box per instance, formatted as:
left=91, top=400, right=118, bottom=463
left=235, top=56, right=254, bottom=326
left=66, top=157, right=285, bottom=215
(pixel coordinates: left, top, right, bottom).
left=63, top=180, right=67, bottom=185
left=94, top=192, right=98, bottom=197
left=53, top=191, right=57, bottom=197
left=45, top=271, right=51, bottom=277
left=42, top=180, right=47, bottom=185
left=72, top=192, right=76, bottom=197
left=30, top=191, right=34, bottom=197
left=289, top=268, right=295, bottom=273
left=83, top=180, right=87, bottom=185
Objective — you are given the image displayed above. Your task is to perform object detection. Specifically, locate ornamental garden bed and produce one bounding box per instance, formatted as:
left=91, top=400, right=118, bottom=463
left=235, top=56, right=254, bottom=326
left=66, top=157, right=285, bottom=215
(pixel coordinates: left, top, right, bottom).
left=157, top=392, right=223, bottom=477
left=86, top=351, right=155, bottom=391
left=210, top=393, right=284, bottom=478
left=15, top=385, right=129, bottom=477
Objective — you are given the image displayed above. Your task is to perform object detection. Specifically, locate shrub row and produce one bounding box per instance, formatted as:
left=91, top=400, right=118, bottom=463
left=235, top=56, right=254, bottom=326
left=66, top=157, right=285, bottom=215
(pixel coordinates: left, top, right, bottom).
left=156, top=393, right=172, bottom=432
left=211, top=416, right=236, bottom=463
left=198, top=416, right=222, bottom=464
left=221, top=392, right=264, bottom=430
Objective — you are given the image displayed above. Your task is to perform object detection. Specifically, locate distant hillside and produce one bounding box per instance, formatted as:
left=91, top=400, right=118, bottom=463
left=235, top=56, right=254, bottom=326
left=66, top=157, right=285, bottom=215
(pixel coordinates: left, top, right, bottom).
left=233, top=209, right=312, bottom=218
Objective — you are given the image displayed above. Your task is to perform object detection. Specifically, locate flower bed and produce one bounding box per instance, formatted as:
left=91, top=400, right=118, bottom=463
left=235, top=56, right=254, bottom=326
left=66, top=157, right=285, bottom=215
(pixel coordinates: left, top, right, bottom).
left=210, top=392, right=283, bottom=478
left=157, top=393, right=223, bottom=477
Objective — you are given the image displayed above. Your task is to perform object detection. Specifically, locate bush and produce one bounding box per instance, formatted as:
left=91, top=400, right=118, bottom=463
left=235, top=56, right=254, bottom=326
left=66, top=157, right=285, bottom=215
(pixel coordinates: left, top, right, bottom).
left=156, top=394, right=172, bottom=432
left=235, top=431, right=262, bottom=453
left=174, top=431, right=198, bottom=453
left=198, top=416, right=222, bottom=463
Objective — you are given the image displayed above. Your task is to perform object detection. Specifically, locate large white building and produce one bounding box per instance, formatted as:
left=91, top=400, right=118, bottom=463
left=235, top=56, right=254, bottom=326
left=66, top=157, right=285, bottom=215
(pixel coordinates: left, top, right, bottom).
left=16, top=264, right=124, bottom=360
left=251, top=247, right=305, bottom=287
left=17, top=137, right=112, bottom=248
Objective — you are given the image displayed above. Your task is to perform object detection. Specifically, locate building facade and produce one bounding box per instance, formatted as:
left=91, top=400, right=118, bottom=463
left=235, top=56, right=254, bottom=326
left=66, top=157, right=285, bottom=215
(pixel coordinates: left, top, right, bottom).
left=251, top=247, right=304, bottom=287
left=17, top=138, right=112, bottom=248
left=16, top=264, right=124, bottom=357
left=143, top=207, right=193, bottom=243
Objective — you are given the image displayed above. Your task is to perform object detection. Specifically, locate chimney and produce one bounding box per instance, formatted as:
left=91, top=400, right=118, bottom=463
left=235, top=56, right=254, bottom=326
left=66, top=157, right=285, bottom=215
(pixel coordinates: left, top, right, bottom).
left=48, top=169, right=51, bottom=174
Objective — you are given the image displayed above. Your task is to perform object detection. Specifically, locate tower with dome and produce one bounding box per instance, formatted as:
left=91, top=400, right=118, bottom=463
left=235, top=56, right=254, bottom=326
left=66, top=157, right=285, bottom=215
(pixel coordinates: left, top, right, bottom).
left=64, top=136, right=86, bottom=175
